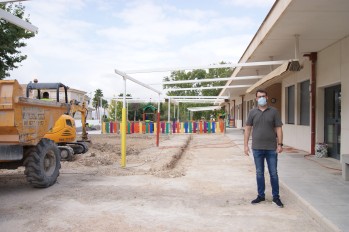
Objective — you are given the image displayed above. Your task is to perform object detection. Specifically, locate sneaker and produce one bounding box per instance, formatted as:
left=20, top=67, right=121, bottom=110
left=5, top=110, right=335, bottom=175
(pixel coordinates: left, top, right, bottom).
left=251, top=196, right=265, bottom=204
left=272, top=198, right=284, bottom=208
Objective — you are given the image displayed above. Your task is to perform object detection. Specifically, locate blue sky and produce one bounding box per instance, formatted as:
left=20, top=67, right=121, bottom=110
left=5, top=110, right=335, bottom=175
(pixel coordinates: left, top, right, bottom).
left=10, top=0, right=275, bottom=99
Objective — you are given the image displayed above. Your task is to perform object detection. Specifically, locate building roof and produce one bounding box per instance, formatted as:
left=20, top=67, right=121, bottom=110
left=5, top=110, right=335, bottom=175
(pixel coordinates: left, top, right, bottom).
left=220, top=0, right=349, bottom=98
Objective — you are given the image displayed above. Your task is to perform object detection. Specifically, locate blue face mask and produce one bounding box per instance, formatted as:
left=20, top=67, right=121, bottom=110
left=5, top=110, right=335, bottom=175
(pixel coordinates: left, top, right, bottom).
left=257, top=97, right=267, bottom=106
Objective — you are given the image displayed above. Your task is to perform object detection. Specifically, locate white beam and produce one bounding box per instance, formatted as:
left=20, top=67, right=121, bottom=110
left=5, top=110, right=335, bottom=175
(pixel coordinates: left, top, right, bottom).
left=0, top=8, right=38, bottom=33
left=175, top=99, right=224, bottom=102
left=166, top=96, right=229, bottom=99
left=114, top=69, right=162, bottom=94
left=164, top=85, right=251, bottom=92
left=175, top=100, right=224, bottom=104
left=160, top=75, right=263, bottom=85
left=187, top=106, right=222, bottom=112
left=124, top=60, right=287, bottom=74
left=113, top=99, right=165, bottom=103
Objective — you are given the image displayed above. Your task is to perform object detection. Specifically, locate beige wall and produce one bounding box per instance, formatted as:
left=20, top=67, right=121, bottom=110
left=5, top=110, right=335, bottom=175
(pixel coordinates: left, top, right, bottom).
left=266, top=83, right=282, bottom=113
left=316, top=35, right=349, bottom=156
left=341, top=36, right=349, bottom=156
left=281, top=60, right=311, bottom=152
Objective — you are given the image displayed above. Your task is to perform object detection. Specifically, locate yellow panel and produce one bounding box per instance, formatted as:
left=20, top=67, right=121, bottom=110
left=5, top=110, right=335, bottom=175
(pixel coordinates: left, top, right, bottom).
left=0, top=83, right=13, bottom=105
left=0, top=134, right=19, bottom=143
left=0, top=111, right=14, bottom=126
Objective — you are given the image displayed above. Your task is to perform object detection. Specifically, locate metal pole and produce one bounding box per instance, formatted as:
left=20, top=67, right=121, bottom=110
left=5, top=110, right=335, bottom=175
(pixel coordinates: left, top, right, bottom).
left=156, top=93, right=160, bottom=147
left=114, top=100, right=117, bottom=122
left=121, top=77, right=126, bottom=167
left=168, top=97, right=170, bottom=123
left=127, top=101, right=129, bottom=121
left=295, top=34, right=300, bottom=60
left=114, top=69, right=162, bottom=167
left=100, top=97, right=103, bottom=126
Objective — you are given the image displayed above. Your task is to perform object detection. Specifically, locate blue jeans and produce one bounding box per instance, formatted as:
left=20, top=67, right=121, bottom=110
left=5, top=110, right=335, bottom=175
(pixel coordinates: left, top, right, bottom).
left=252, top=149, right=280, bottom=199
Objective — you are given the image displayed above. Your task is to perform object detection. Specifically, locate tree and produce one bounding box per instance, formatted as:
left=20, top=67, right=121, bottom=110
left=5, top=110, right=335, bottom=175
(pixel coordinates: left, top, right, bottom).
left=102, top=99, right=108, bottom=121
left=109, top=93, right=132, bottom=121
left=92, top=89, right=103, bottom=119
left=108, top=99, right=118, bottom=121
left=0, top=3, right=35, bottom=79
left=163, top=62, right=232, bottom=120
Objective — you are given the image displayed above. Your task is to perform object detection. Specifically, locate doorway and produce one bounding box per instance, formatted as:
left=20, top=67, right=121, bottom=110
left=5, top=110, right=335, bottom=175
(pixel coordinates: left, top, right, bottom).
left=324, top=85, right=341, bottom=160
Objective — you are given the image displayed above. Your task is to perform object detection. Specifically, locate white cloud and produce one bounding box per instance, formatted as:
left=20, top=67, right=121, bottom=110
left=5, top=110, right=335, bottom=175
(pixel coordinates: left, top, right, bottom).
left=9, top=0, right=274, bottom=99
left=221, top=0, right=275, bottom=8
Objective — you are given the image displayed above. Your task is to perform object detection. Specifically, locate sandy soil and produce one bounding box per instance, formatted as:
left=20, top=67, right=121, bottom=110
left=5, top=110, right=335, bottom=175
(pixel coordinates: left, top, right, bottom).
left=0, top=134, right=323, bottom=232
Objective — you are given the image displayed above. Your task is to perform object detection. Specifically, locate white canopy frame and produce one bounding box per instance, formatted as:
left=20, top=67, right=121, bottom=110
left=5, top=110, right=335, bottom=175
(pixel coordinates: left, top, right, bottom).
left=163, top=85, right=251, bottom=92
left=124, top=60, right=287, bottom=74
left=154, top=75, right=263, bottom=85
left=0, top=2, right=38, bottom=33
left=187, top=106, right=222, bottom=112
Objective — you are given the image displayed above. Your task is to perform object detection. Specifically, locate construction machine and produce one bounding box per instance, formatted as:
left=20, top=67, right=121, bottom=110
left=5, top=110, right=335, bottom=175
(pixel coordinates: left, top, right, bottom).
left=0, top=80, right=70, bottom=188
left=25, top=81, right=90, bottom=161
left=0, top=79, right=90, bottom=188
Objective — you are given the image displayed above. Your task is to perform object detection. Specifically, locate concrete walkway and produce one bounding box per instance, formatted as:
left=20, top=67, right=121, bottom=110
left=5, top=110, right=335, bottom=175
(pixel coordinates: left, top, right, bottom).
left=225, top=128, right=349, bottom=232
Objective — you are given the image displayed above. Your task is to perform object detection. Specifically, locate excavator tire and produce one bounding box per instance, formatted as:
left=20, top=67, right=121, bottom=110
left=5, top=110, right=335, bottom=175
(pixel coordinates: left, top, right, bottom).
left=24, top=139, right=61, bottom=188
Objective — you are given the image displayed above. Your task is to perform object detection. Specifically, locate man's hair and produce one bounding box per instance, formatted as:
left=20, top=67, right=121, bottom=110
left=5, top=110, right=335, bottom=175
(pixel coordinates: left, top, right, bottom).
left=255, top=89, right=267, bottom=97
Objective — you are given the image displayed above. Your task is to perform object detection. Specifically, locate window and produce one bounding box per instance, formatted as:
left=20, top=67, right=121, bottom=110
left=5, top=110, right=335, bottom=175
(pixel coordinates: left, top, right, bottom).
left=300, top=80, right=310, bottom=125
left=66, top=119, right=73, bottom=127
left=286, top=85, right=295, bottom=124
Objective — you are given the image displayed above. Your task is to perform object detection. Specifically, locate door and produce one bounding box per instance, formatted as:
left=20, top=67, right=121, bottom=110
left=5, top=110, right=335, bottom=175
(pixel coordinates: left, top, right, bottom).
left=324, top=85, right=341, bottom=160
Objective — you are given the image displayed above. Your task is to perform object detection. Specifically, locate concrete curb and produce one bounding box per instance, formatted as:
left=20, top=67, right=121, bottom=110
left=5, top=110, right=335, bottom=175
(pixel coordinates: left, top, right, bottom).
left=280, top=181, right=341, bottom=232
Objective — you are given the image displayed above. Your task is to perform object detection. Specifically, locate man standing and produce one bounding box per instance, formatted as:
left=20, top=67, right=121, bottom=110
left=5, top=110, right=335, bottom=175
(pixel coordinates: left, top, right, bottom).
left=244, top=89, right=284, bottom=208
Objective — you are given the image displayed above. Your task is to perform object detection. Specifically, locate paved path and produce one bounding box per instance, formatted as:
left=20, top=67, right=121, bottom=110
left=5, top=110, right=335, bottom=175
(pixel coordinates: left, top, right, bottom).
left=225, top=127, right=349, bottom=232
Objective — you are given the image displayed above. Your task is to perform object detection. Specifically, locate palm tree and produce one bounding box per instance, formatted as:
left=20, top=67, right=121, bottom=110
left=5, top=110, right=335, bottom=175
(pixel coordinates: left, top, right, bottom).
left=92, top=89, right=103, bottom=119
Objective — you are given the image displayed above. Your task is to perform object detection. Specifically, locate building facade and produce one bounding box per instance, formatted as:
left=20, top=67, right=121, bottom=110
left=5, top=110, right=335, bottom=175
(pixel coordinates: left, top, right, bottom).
left=221, top=0, right=349, bottom=161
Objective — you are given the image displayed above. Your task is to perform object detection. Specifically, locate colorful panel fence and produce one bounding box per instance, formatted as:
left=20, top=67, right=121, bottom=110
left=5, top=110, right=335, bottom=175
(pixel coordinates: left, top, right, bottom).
left=102, top=121, right=225, bottom=134
left=102, top=120, right=225, bottom=134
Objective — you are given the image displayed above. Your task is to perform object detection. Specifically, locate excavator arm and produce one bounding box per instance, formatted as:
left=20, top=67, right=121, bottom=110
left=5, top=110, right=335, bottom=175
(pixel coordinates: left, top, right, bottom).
left=69, top=100, right=88, bottom=141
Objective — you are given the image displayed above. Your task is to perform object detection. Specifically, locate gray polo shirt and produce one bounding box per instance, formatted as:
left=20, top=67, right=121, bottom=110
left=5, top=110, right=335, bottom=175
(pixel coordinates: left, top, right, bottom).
left=246, top=106, right=283, bottom=150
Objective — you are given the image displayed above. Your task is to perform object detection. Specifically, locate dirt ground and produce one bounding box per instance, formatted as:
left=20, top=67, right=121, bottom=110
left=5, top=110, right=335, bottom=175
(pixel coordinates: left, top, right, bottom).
left=0, top=134, right=324, bottom=232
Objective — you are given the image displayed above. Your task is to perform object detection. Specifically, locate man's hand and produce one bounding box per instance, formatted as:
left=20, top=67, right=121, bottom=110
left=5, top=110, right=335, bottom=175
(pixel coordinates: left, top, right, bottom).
left=244, top=145, right=250, bottom=156
left=244, top=126, right=252, bottom=156
left=277, top=145, right=283, bottom=153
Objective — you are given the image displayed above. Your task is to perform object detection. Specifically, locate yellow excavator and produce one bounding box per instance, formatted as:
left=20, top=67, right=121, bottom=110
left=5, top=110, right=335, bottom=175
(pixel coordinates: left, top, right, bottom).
left=26, top=82, right=90, bottom=161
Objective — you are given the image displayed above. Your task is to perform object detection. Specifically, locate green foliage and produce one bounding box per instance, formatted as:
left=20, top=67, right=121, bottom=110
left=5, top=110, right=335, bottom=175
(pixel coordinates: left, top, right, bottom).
left=0, top=3, right=35, bottom=79
left=92, top=89, right=103, bottom=110
left=108, top=93, right=129, bottom=121
left=101, top=99, right=108, bottom=121
left=107, top=99, right=118, bottom=121
left=163, top=62, right=232, bottom=120
left=92, top=89, right=103, bottom=119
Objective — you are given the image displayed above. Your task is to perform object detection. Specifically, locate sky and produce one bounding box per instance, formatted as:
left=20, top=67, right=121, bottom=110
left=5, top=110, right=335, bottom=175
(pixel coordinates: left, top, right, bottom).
left=9, top=0, right=275, bottom=100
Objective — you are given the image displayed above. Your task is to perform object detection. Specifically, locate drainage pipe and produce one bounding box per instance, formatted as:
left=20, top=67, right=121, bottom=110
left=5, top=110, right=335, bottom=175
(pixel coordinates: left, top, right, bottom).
left=304, top=52, right=317, bottom=155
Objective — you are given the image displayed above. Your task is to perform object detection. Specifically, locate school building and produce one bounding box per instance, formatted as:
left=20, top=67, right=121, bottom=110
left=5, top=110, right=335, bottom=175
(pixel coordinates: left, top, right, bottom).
left=220, top=0, right=349, bottom=160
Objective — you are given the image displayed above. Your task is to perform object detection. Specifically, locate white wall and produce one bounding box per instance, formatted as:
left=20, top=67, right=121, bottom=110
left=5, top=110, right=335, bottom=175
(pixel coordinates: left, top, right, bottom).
left=340, top=36, right=349, bottom=156
left=281, top=60, right=311, bottom=152
left=317, top=35, right=349, bottom=156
